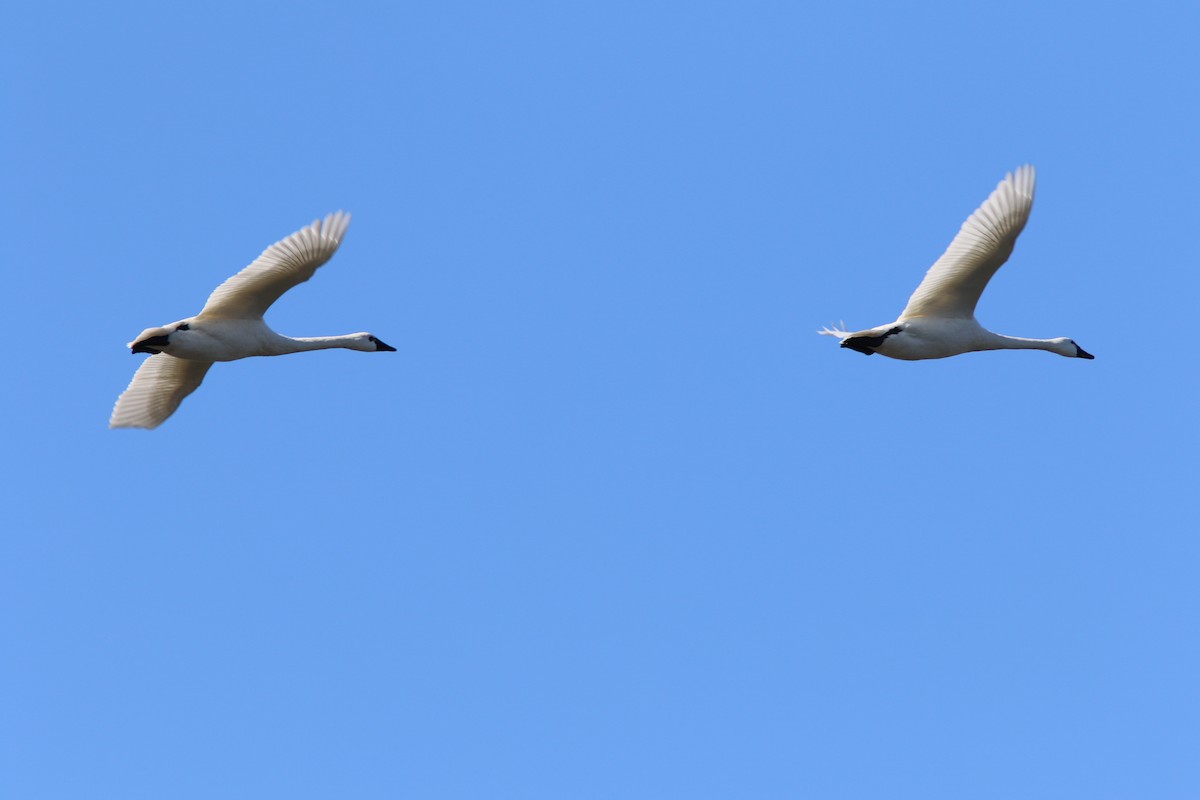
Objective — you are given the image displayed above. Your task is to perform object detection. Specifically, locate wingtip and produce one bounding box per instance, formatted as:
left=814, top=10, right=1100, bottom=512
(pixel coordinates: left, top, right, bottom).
left=316, top=210, right=351, bottom=244
left=1006, top=164, right=1036, bottom=197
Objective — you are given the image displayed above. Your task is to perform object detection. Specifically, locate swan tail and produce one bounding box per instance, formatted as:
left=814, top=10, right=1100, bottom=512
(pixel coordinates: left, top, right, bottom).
left=818, top=322, right=852, bottom=340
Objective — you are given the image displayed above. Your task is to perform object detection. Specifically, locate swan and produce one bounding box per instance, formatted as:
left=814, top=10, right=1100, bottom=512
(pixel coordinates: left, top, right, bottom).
left=110, top=211, right=395, bottom=429
left=819, top=165, right=1093, bottom=361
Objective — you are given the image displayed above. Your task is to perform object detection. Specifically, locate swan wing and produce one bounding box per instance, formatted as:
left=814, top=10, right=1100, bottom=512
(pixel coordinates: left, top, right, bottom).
left=199, top=212, right=351, bottom=320
left=899, top=165, right=1036, bottom=320
left=110, top=355, right=213, bottom=429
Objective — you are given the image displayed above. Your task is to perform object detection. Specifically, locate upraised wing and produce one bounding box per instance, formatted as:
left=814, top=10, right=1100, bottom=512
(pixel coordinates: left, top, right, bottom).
left=898, top=166, right=1036, bottom=320
left=110, top=355, right=213, bottom=429
left=199, top=211, right=351, bottom=320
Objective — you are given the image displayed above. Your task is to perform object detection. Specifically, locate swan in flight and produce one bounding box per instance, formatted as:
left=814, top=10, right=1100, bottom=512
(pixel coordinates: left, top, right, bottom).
left=819, top=165, right=1093, bottom=361
left=111, top=212, right=394, bottom=429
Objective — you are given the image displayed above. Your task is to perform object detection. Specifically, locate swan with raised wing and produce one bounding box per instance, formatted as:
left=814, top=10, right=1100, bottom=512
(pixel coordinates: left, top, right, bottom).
left=111, top=212, right=395, bottom=429
left=820, top=166, right=1093, bottom=361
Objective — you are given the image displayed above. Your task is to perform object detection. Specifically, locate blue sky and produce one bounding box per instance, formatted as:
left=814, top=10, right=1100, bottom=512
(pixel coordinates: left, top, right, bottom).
left=3, top=1, right=1198, bottom=797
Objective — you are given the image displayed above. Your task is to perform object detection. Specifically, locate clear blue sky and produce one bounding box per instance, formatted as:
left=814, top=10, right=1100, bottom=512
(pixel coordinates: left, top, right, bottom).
left=3, top=2, right=1198, bottom=797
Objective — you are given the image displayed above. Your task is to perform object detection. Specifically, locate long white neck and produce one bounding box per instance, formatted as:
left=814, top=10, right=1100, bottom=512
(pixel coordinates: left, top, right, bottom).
left=269, top=334, right=374, bottom=354
left=980, top=331, right=1072, bottom=356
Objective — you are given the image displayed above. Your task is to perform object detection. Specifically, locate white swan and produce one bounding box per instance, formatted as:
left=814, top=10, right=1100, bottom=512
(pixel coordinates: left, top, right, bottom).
left=819, top=165, right=1093, bottom=361
left=110, top=212, right=395, bottom=429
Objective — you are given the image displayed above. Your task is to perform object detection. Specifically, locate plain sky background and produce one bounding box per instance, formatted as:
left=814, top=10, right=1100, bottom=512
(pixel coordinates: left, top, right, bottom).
left=3, top=1, right=1198, bottom=797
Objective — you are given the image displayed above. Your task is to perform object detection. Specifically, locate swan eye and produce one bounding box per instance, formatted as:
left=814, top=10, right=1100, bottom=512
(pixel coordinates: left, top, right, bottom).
left=177, top=323, right=190, bottom=331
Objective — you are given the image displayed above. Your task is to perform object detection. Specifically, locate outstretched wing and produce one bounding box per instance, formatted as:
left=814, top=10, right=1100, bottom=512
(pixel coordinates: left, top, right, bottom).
left=899, top=166, right=1036, bottom=320
left=110, top=355, right=213, bottom=429
left=199, top=212, right=351, bottom=320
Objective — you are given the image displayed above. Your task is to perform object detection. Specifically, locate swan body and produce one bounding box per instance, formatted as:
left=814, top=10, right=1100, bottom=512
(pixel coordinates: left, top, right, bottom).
left=819, top=166, right=1093, bottom=361
left=111, top=212, right=395, bottom=429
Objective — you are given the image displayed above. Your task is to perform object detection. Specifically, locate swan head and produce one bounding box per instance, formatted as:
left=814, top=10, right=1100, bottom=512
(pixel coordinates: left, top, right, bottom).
left=1060, top=338, right=1094, bottom=359
left=129, top=322, right=192, bottom=355
left=351, top=333, right=396, bottom=352
left=1038, top=337, right=1094, bottom=359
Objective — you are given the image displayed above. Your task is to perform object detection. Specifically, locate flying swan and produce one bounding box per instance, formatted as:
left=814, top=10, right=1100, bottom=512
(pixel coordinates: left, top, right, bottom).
left=819, top=165, right=1093, bottom=361
left=110, top=212, right=394, bottom=429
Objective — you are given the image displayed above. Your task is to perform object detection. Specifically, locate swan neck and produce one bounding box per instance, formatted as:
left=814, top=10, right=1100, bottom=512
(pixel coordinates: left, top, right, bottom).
left=984, top=333, right=1059, bottom=352
left=276, top=335, right=363, bottom=353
